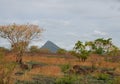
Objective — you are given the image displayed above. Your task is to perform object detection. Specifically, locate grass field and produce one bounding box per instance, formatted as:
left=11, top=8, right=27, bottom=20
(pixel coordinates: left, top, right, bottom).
left=0, top=53, right=120, bottom=84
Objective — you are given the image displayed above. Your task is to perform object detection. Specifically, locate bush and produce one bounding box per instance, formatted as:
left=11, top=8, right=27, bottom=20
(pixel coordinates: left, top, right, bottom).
left=95, top=47, right=104, bottom=55
left=96, top=73, right=110, bottom=81
left=60, top=64, right=71, bottom=73
left=29, top=46, right=40, bottom=53
left=57, top=49, right=67, bottom=55
left=55, top=75, right=77, bottom=84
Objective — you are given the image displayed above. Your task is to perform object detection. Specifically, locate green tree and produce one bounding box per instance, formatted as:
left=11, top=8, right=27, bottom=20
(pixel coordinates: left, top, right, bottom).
left=94, top=38, right=113, bottom=55
left=73, top=41, right=89, bottom=62
left=85, top=41, right=95, bottom=52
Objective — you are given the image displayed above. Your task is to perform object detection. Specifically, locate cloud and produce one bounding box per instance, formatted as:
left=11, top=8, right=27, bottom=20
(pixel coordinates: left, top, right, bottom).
left=93, top=30, right=108, bottom=36
left=0, top=0, right=120, bottom=49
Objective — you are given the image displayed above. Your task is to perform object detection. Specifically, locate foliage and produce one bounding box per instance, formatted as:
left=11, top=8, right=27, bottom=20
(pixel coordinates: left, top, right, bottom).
left=95, top=73, right=110, bottom=80
left=73, top=40, right=90, bottom=62
left=29, top=45, right=40, bottom=53
left=94, top=38, right=113, bottom=55
left=80, top=50, right=90, bottom=61
left=95, top=47, right=104, bottom=55
left=57, top=48, right=67, bottom=55
left=55, top=75, right=77, bottom=84
left=60, top=64, right=71, bottom=73
left=0, top=23, right=43, bottom=64
left=108, top=45, right=120, bottom=56
left=73, top=38, right=119, bottom=57
left=0, top=52, right=17, bottom=84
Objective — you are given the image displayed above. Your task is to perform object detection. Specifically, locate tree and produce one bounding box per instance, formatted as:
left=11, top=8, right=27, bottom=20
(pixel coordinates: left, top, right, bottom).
left=85, top=41, right=95, bottom=52
left=94, top=38, right=113, bottom=55
left=73, top=41, right=89, bottom=62
left=0, top=23, right=43, bottom=64
left=57, top=48, right=67, bottom=55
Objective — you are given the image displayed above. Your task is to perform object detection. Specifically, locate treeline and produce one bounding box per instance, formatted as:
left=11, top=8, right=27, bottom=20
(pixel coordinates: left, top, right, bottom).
left=70, top=38, right=120, bottom=62
left=0, top=38, right=119, bottom=56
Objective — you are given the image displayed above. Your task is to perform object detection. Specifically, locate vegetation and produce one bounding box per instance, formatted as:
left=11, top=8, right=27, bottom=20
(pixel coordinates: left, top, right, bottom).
left=29, top=45, right=40, bottom=53
left=57, top=48, right=67, bottom=55
left=0, top=23, right=120, bottom=84
left=0, top=23, right=43, bottom=64
left=73, top=40, right=90, bottom=62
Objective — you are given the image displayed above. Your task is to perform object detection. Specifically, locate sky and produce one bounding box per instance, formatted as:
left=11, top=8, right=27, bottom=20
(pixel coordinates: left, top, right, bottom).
left=0, top=0, right=120, bottom=50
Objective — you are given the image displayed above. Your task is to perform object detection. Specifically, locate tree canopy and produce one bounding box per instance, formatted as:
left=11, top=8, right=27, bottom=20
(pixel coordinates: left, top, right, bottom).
left=0, top=23, right=43, bottom=64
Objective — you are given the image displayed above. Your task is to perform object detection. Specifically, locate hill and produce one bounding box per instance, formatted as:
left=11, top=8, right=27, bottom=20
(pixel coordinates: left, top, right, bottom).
left=41, top=41, right=60, bottom=53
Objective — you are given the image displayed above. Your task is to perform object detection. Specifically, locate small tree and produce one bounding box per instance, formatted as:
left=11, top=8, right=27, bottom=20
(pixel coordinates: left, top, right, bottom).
left=0, top=23, right=43, bottom=64
left=73, top=41, right=89, bottom=62
left=94, top=38, right=113, bottom=55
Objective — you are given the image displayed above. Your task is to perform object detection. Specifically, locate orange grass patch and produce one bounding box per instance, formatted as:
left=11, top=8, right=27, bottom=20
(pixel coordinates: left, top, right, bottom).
left=28, top=65, right=63, bottom=77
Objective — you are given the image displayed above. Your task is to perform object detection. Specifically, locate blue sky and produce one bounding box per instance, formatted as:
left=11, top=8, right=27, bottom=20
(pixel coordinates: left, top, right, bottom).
left=0, top=0, right=120, bottom=50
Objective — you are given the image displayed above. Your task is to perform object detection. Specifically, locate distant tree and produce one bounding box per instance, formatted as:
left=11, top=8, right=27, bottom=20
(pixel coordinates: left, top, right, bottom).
left=29, top=45, right=40, bottom=53
left=73, top=41, right=89, bottom=62
left=85, top=41, right=95, bottom=52
left=57, top=48, right=67, bottom=55
left=0, top=23, right=43, bottom=64
left=94, top=38, right=113, bottom=55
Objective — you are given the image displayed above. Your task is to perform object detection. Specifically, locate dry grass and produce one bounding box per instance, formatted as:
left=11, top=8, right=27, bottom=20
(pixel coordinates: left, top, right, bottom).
left=2, top=53, right=120, bottom=82
left=28, top=65, right=63, bottom=77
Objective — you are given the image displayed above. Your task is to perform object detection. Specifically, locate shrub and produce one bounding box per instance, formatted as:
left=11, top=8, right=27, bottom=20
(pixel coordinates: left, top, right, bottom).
left=29, top=45, right=40, bottom=53
left=55, top=75, right=77, bottom=84
left=60, top=64, right=71, bottom=74
left=96, top=73, right=110, bottom=81
left=57, top=48, right=67, bottom=55
left=95, top=47, right=104, bottom=55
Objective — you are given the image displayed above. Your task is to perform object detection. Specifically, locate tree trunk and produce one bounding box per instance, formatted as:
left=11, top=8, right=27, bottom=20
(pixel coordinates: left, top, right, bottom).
left=16, top=52, right=23, bottom=64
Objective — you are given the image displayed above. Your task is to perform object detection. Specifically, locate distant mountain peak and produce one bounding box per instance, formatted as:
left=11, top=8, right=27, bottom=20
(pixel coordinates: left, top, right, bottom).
left=41, top=40, right=60, bottom=53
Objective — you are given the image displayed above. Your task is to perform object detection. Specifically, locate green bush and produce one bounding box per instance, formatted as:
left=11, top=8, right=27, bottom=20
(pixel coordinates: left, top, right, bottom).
left=96, top=73, right=110, bottom=81
left=60, top=64, right=71, bottom=73
left=57, top=48, right=67, bottom=55
left=95, top=47, right=104, bottom=55
left=55, top=75, right=77, bottom=84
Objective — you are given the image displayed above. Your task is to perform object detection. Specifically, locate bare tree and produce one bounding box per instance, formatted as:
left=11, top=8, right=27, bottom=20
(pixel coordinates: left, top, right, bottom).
left=0, top=23, right=43, bottom=64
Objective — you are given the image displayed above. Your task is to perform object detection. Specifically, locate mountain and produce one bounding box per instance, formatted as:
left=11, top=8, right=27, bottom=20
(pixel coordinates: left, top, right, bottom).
left=41, top=41, right=60, bottom=53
